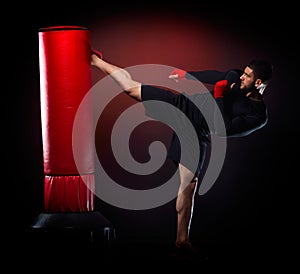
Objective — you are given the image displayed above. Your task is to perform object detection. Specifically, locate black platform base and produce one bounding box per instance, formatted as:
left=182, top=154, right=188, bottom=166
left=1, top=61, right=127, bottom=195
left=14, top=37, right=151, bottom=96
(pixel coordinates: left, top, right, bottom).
left=29, top=211, right=116, bottom=249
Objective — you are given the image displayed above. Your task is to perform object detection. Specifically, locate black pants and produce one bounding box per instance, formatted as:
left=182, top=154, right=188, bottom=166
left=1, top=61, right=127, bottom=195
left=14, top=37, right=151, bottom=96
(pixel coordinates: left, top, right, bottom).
left=141, top=84, right=209, bottom=178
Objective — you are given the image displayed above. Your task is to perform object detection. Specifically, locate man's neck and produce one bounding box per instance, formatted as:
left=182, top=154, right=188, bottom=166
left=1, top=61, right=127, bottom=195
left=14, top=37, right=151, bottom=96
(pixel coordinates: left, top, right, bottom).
left=246, top=90, right=263, bottom=101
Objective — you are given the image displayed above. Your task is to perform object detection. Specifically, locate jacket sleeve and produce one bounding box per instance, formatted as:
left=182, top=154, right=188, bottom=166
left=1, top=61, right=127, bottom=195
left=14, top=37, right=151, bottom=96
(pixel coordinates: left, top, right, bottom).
left=214, top=98, right=268, bottom=137
left=186, top=70, right=227, bottom=84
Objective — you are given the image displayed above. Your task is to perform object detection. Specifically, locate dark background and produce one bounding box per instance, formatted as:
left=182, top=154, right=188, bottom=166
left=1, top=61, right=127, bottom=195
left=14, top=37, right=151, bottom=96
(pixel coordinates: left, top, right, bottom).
left=9, top=1, right=296, bottom=270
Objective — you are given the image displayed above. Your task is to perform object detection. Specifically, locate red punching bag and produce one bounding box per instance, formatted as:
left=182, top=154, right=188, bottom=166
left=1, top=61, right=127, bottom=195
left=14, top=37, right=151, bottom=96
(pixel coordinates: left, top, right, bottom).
left=38, top=26, right=95, bottom=212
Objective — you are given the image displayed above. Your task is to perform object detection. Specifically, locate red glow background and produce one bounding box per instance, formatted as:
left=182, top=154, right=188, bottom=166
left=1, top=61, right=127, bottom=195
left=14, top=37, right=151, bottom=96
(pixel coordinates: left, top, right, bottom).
left=89, top=10, right=266, bottom=78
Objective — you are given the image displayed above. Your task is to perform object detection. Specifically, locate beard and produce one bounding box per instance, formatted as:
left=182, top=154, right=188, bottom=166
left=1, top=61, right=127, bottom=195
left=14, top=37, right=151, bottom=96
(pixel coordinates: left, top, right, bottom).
left=240, top=82, right=256, bottom=95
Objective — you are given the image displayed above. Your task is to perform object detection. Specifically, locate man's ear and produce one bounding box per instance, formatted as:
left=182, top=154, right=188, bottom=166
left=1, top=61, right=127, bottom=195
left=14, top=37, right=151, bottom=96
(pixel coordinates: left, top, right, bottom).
left=255, top=78, right=263, bottom=88
left=255, top=79, right=268, bottom=95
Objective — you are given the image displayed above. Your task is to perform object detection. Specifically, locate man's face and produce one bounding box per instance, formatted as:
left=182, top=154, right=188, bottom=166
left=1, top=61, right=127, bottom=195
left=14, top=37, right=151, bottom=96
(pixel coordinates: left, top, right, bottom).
left=240, top=66, right=256, bottom=91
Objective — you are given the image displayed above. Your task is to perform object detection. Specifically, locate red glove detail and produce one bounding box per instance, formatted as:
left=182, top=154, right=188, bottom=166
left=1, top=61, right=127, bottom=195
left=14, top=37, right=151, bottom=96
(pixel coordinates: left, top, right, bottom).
left=214, top=79, right=229, bottom=98
left=91, top=49, right=103, bottom=59
left=169, top=68, right=187, bottom=79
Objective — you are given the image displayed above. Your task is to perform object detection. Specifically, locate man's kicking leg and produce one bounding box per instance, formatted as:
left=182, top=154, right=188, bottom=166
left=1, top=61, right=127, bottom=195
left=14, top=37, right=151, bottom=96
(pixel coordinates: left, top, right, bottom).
left=91, top=51, right=142, bottom=101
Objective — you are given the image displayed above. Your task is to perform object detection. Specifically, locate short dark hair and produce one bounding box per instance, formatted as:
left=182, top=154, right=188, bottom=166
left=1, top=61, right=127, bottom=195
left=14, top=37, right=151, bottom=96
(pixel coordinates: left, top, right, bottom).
left=247, top=59, right=273, bottom=82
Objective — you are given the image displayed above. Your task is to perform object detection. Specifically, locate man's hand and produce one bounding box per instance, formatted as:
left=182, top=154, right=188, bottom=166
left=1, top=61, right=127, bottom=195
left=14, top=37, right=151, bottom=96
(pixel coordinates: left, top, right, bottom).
left=169, top=68, right=187, bottom=81
left=213, top=79, right=235, bottom=98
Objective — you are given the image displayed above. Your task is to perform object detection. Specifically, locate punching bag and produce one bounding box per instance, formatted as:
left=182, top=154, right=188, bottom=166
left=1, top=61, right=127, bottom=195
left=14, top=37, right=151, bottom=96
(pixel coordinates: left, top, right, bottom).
left=38, top=26, right=95, bottom=212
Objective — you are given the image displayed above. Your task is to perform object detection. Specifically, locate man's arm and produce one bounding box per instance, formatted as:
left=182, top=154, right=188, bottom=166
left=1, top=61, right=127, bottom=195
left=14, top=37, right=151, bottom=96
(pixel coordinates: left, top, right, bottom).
left=169, top=69, right=228, bottom=84
left=215, top=97, right=268, bottom=137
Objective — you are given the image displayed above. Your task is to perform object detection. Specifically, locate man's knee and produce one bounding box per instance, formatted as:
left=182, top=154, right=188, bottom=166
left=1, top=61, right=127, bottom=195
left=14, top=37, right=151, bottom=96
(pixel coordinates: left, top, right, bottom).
left=124, top=83, right=141, bottom=101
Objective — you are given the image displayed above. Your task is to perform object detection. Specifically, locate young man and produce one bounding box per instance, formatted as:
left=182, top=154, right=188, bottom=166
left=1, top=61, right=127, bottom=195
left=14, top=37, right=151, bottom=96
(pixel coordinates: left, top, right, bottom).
left=90, top=50, right=273, bottom=260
